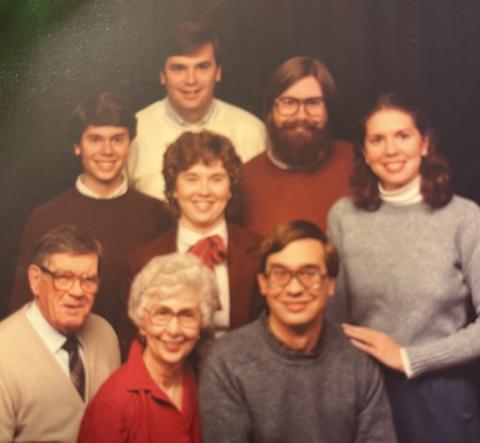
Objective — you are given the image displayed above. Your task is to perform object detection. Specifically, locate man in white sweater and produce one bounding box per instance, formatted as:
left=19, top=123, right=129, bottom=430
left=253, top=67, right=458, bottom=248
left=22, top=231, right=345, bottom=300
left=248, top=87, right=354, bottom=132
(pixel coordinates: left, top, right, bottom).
left=127, top=21, right=266, bottom=200
left=0, top=225, right=120, bottom=442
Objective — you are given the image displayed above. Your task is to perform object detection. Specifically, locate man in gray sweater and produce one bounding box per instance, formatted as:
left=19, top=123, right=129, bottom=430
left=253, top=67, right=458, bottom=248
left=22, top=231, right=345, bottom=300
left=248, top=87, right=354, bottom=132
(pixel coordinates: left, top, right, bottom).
left=199, top=220, right=397, bottom=443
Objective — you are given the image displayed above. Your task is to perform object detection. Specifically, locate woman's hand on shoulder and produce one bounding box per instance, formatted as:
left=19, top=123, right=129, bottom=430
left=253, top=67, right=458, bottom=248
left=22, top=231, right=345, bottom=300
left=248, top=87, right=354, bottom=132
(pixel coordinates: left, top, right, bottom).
left=341, top=323, right=405, bottom=373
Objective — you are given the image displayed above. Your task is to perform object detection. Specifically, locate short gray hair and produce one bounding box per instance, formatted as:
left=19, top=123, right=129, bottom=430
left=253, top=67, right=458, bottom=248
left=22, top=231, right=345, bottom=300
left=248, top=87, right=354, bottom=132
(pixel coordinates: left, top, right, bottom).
left=128, top=252, right=220, bottom=333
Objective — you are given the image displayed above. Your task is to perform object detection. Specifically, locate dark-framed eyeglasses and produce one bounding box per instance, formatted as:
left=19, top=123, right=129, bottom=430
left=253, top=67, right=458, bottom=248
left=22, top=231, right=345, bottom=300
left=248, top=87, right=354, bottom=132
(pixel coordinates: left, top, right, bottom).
left=264, top=265, right=327, bottom=289
left=145, top=305, right=201, bottom=329
left=38, top=264, right=100, bottom=293
left=274, top=96, right=326, bottom=117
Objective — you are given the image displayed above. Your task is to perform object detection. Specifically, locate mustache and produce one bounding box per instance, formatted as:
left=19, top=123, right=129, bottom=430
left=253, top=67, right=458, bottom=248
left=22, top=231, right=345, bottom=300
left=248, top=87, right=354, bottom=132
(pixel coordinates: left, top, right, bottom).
left=279, top=120, right=319, bottom=132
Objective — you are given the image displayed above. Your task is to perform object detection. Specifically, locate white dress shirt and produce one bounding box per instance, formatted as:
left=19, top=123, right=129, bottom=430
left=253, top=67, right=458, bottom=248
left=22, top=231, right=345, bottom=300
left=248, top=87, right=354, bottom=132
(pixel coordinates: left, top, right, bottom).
left=177, top=220, right=230, bottom=330
left=26, top=301, right=85, bottom=376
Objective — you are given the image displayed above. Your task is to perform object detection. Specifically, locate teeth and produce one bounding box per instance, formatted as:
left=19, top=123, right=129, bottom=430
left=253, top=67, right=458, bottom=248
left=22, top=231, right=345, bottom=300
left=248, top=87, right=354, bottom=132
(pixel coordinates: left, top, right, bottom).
left=383, top=162, right=404, bottom=173
left=193, top=201, right=211, bottom=210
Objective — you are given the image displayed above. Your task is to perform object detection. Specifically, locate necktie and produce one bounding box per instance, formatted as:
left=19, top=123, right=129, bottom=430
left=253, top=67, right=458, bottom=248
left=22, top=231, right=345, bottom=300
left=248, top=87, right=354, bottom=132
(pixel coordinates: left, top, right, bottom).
left=62, top=335, right=85, bottom=400
left=188, top=235, right=227, bottom=271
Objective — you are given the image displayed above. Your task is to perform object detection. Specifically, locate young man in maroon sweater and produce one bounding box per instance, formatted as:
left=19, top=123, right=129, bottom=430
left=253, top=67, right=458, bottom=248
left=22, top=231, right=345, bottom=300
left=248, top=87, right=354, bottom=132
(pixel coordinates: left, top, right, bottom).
left=10, top=92, right=171, bottom=332
left=241, top=56, right=354, bottom=235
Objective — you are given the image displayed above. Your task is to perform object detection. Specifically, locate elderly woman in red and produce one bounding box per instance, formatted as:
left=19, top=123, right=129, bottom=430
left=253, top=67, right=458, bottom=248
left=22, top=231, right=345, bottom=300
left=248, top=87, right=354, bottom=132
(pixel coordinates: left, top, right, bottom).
left=78, top=252, right=219, bottom=443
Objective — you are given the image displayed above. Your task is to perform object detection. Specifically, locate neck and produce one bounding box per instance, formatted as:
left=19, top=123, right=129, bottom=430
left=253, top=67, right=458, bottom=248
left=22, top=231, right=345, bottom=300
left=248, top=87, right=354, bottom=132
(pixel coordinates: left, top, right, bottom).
left=80, top=174, right=124, bottom=198
left=143, top=350, right=184, bottom=388
left=169, top=98, right=213, bottom=125
left=268, top=315, right=323, bottom=354
left=178, top=216, right=225, bottom=236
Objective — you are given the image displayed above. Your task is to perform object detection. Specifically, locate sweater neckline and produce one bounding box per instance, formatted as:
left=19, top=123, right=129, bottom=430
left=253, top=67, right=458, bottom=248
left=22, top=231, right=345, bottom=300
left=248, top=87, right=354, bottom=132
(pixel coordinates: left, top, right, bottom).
left=260, top=312, right=329, bottom=362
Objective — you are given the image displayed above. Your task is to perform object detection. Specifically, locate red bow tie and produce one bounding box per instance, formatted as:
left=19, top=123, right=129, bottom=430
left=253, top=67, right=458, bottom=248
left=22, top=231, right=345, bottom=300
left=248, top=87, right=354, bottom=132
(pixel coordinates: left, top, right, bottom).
left=188, top=235, right=227, bottom=270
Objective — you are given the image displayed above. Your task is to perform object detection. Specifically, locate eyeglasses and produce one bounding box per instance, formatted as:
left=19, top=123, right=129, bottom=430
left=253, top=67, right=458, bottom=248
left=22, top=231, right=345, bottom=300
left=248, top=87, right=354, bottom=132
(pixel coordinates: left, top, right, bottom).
left=264, top=265, right=327, bottom=289
left=38, top=264, right=100, bottom=293
left=274, top=96, right=326, bottom=117
left=145, top=305, right=201, bottom=329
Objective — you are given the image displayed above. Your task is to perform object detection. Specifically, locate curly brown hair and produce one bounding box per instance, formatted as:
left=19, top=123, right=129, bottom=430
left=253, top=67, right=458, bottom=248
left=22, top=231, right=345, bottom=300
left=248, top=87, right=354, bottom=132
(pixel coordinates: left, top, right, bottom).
left=162, top=130, right=242, bottom=219
left=351, top=92, right=452, bottom=211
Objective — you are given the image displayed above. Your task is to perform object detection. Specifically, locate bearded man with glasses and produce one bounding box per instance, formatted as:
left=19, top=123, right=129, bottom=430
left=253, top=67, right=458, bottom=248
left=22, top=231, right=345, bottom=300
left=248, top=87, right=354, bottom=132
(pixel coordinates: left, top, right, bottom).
left=200, top=220, right=396, bottom=443
left=0, top=225, right=120, bottom=443
left=240, top=56, right=354, bottom=235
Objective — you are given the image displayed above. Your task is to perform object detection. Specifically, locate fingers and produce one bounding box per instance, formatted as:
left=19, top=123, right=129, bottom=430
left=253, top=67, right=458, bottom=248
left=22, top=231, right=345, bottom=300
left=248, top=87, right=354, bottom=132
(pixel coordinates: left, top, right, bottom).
left=341, top=323, right=380, bottom=345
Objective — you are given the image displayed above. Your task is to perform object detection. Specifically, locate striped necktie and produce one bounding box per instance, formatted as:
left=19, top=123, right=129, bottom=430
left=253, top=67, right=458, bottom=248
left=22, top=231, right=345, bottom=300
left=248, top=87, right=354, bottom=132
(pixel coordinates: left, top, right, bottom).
left=62, top=335, right=85, bottom=400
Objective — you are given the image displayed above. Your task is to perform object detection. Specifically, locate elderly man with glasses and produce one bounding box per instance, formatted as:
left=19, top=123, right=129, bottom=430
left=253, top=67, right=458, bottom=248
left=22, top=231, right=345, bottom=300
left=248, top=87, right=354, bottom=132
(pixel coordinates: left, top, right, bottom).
left=200, top=220, right=397, bottom=443
left=0, top=225, right=120, bottom=443
left=240, top=56, right=353, bottom=235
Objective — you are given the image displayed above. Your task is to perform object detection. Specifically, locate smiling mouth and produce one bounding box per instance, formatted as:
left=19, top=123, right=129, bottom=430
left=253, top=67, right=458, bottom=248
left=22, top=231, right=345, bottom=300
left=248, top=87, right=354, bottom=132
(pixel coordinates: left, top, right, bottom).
left=383, top=161, right=405, bottom=173
left=192, top=201, right=214, bottom=211
left=283, top=301, right=309, bottom=312
left=163, top=340, right=184, bottom=352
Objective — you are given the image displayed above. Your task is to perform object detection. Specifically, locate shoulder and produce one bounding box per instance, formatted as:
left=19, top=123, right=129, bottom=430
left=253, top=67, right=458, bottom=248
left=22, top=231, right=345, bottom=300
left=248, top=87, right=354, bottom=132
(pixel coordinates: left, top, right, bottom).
left=82, top=313, right=118, bottom=345
left=227, top=222, right=262, bottom=250
left=135, top=99, right=165, bottom=120
left=328, top=196, right=356, bottom=220
left=0, top=307, right=29, bottom=342
left=443, top=195, right=480, bottom=215
left=243, top=151, right=269, bottom=171
left=323, top=320, right=381, bottom=376
left=124, top=189, right=170, bottom=213
left=204, top=320, right=264, bottom=367
left=215, top=99, right=264, bottom=127
left=128, top=225, right=177, bottom=270
left=27, top=188, right=78, bottom=219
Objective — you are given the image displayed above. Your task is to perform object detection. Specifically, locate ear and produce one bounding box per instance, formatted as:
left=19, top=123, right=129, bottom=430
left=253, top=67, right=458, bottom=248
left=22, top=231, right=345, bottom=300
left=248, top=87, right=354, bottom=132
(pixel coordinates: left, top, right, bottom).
left=325, top=278, right=336, bottom=299
left=420, top=135, right=429, bottom=157
left=362, top=145, right=371, bottom=165
left=28, top=264, right=42, bottom=299
left=257, top=273, right=268, bottom=297
left=74, top=144, right=81, bottom=156
left=215, top=65, right=222, bottom=83
left=160, top=71, right=166, bottom=86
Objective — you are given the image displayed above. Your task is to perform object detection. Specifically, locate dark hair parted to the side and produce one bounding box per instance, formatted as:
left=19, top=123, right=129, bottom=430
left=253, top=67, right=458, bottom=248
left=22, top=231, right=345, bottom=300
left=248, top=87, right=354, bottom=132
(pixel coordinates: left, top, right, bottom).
left=258, top=220, right=339, bottom=278
left=69, top=91, right=136, bottom=146
left=31, top=224, right=103, bottom=268
left=351, top=92, right=452, bottom=211
left=163, top=130, right=242, bottom=219
left=263, top=56, right=336, bottom=119
left=161, top=21, right=221, bottom=69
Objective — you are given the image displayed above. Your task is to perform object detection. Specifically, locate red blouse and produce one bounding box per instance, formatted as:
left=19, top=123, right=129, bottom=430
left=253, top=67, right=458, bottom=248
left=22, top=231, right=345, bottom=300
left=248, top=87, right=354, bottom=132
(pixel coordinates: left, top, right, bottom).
left=77, top=340, right=201, bottom=443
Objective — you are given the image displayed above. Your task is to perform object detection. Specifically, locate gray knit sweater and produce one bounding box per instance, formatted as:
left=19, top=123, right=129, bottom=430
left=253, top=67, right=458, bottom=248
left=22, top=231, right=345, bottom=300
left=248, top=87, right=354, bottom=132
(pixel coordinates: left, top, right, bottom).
left=199, top=314, right=396, bottom=443
left=327, top=196, right=480, bottom=378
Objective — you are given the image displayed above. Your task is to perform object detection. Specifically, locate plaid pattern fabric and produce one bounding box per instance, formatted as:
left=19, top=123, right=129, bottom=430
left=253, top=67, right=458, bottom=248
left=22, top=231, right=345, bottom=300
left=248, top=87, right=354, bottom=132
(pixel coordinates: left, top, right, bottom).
left=62, top=335, right=85, bottom=400
left=188, top=235, right=227, bottom=270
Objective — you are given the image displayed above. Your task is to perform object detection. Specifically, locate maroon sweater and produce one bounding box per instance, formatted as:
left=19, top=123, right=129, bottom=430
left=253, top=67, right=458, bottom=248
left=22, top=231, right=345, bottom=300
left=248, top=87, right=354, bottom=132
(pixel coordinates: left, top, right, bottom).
left=240, top=140, right=354, bottom=235
left=10, top=187, right=172, bottom=331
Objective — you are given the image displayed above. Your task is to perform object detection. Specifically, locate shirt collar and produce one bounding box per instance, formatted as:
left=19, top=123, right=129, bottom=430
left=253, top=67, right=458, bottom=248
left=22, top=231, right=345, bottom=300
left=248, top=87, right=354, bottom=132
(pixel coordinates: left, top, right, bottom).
left=26, top=301, right=72, bottom=354
left=165, top=97, right=216, bottom=127
left=75, top=174, right=128, bottom=199
left=177, top=219, right=228, bottom=253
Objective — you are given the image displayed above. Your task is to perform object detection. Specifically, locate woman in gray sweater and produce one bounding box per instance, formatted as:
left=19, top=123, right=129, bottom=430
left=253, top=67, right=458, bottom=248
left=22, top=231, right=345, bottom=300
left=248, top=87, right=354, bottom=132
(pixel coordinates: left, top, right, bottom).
left=328, top=92, right=480, bottom=443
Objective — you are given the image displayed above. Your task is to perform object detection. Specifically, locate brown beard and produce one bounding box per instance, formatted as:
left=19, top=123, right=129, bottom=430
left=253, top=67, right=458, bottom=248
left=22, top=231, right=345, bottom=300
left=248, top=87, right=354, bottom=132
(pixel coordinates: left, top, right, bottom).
left=267, top=118, right=331, bottom=170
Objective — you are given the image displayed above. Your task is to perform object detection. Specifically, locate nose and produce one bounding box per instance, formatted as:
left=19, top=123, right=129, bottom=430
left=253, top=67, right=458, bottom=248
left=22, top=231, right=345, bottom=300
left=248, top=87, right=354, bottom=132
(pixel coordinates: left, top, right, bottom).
left=285, top=273, right=304, bottom=296
left=295, top=102, right=308, bottom=119
left=165, top=314, right=181, bottom=335
left=100, top=140, right=114, bottom=155
left=185, top=67, right=197, bottom=85
left=197, top=178, right=210, bottom=196
left=385, top=137, right=398, bottom=155
left=68, top=277, right=84, bottom=298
